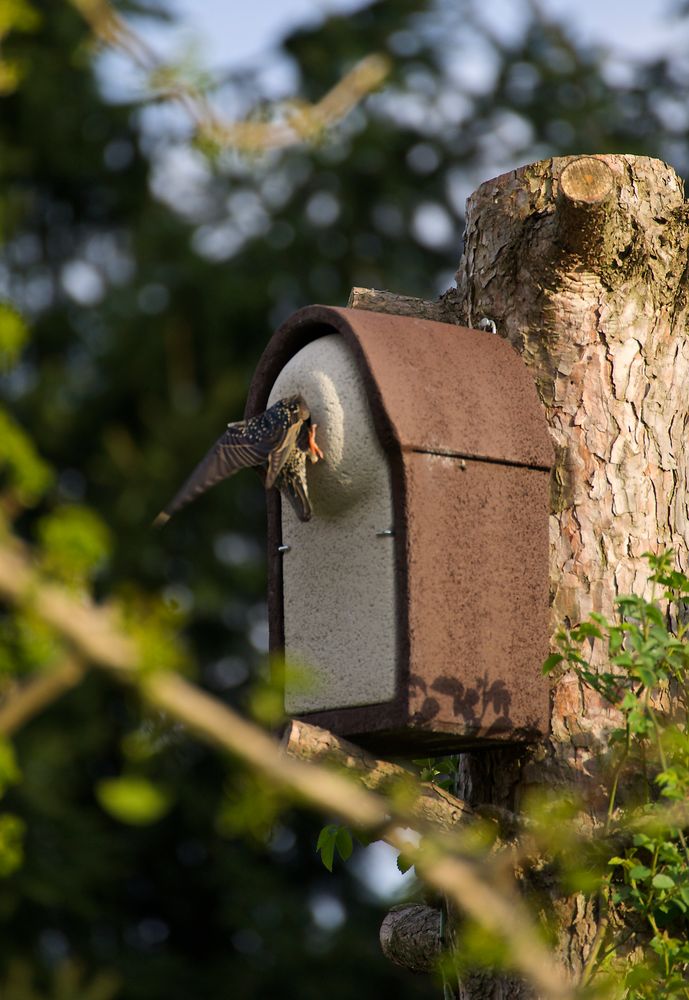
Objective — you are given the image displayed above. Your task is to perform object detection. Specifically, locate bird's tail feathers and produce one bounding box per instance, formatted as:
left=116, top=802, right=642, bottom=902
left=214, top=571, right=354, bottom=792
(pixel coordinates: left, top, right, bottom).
left=282, top=479, right=312, bottom=522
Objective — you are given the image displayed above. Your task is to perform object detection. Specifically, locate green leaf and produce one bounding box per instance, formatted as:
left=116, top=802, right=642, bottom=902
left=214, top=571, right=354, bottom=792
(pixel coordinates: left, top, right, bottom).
left=316, top=824, right=338, bottom=872
left=652, top=873, right=676, bottom=890
left=643, top=604, right=666, bottom=628
left=396, top=853, right=414, bottom=874
left=589, top=613, right=609, bottom=626
left=316, top=824, right=353, bottom=871
left=634, top=663, right=659, bottom=688
left=628, top=708, right=652, bottom=735
left=542, top=653, right=563, bottom=675
left=625, top=964, right=655, bottom=988
left=96, top=776, right=172, bottom=826
left=620, top=690, right=637, bottom=711
left=609, top=629, right=624, bottom=654
left=629, top=865, right=652, bottom=881
left=572, top=622, right=603, bottom=641
left=335, top=825, right=353, bottom=863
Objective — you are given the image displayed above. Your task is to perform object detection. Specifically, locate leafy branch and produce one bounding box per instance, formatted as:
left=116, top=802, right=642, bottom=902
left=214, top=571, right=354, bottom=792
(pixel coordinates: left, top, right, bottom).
left=546, top=551, right=689, bottom=998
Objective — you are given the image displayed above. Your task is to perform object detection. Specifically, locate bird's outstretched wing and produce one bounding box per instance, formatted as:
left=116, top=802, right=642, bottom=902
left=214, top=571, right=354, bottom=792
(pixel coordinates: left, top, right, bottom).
left=154, top=420, right=283, bottom=526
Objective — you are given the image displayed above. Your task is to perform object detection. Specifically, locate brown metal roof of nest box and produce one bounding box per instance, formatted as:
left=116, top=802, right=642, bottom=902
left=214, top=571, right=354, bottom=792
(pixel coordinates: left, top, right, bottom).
left=246, top=305, right=554, bottom=755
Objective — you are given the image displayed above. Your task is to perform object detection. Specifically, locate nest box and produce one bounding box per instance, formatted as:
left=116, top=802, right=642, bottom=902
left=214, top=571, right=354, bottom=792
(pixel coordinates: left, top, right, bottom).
left=246, top=306, right=554, bottom=754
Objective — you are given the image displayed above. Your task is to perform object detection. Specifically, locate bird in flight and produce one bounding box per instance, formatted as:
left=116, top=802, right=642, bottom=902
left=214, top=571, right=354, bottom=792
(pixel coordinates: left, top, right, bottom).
left=154, top=394, right=324, bottom=527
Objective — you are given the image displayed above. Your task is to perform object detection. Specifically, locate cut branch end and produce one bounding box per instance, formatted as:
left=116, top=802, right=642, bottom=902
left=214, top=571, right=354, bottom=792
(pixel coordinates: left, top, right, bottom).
left=559, top=156, right=614, bottom=205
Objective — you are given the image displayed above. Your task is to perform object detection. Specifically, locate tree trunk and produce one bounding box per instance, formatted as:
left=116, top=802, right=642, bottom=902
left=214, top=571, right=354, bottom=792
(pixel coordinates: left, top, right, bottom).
left=351, top=154, right=689, bottom=996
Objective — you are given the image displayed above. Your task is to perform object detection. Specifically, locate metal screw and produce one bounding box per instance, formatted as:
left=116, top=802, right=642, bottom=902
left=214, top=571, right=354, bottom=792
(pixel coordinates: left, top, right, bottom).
left=376, top=529, right=395, bottom=537
left=277, top=544, right=291, bottom=554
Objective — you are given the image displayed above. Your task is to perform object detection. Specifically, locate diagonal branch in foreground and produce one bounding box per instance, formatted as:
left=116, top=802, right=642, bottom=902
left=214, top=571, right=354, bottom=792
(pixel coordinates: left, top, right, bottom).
left=0, top=542, right=576, bottom=1000
left=0, top=653, right=85, bottom=736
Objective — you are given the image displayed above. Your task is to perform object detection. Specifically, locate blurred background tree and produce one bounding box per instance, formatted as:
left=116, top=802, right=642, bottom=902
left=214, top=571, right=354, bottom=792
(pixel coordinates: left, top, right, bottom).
left=2, top=0, right=689, bottom=996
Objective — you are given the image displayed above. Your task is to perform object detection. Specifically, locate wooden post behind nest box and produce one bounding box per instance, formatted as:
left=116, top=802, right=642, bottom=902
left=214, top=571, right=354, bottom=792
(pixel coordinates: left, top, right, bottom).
left=246, top=305, right=554, bottom=754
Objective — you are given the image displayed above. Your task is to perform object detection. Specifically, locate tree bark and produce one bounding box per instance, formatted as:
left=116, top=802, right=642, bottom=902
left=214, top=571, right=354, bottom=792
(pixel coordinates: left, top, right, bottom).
left=349, top=154, right=689, bottom=996
left=455, top=153, right=689, bottom=754
left=347, top=286, right=459, bottom=323
left=379, top=905, right=442, bottom=972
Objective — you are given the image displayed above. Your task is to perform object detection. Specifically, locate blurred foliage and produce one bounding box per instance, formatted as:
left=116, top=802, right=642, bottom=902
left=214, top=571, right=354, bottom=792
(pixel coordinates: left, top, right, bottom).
left=545, top=552, right=689, bottom=997
left=0, top=610, right=64, bottom=679
left=0, top=811, right=25, bottom=876
left=0, top=738, right=23, bottom=877
left=216, top=770, right=290, bottom=845
left=116, top=588, right=189, bottom=676
left=0, top=409, right=53, bottom=508
left=0, top=959, right=120, bottom=1000
left=2, top=0, right=689, bottom=997
left=0, top=302, right=29, bottom=366
left=0, top=739, right=22, bottom=794
left=0, top=0, right=40, bottom=96
left=96, top=775, right=172, bottom=826
left=37, top=504, right=111, bottom=585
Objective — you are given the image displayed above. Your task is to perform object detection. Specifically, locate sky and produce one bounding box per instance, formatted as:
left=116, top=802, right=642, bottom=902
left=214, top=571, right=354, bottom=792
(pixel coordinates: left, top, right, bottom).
left=101, top=0, right=686, bottom=108
left=157, top=0, right=681, bottom=71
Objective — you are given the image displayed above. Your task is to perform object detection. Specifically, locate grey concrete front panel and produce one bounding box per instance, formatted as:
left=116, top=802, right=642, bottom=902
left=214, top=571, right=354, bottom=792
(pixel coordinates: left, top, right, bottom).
left=268, top=334, right=397, bottom=713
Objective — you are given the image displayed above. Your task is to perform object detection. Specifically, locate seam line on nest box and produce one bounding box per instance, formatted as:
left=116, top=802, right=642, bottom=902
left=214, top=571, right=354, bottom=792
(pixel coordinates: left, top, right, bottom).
left=406, top=447, right=551, bottom=473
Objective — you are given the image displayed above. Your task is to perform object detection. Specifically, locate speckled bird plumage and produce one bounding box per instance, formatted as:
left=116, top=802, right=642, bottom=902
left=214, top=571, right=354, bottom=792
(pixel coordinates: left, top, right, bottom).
left=272, top=419, right=321, bottom=522
left=154, top=394, right=323, bottom=527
